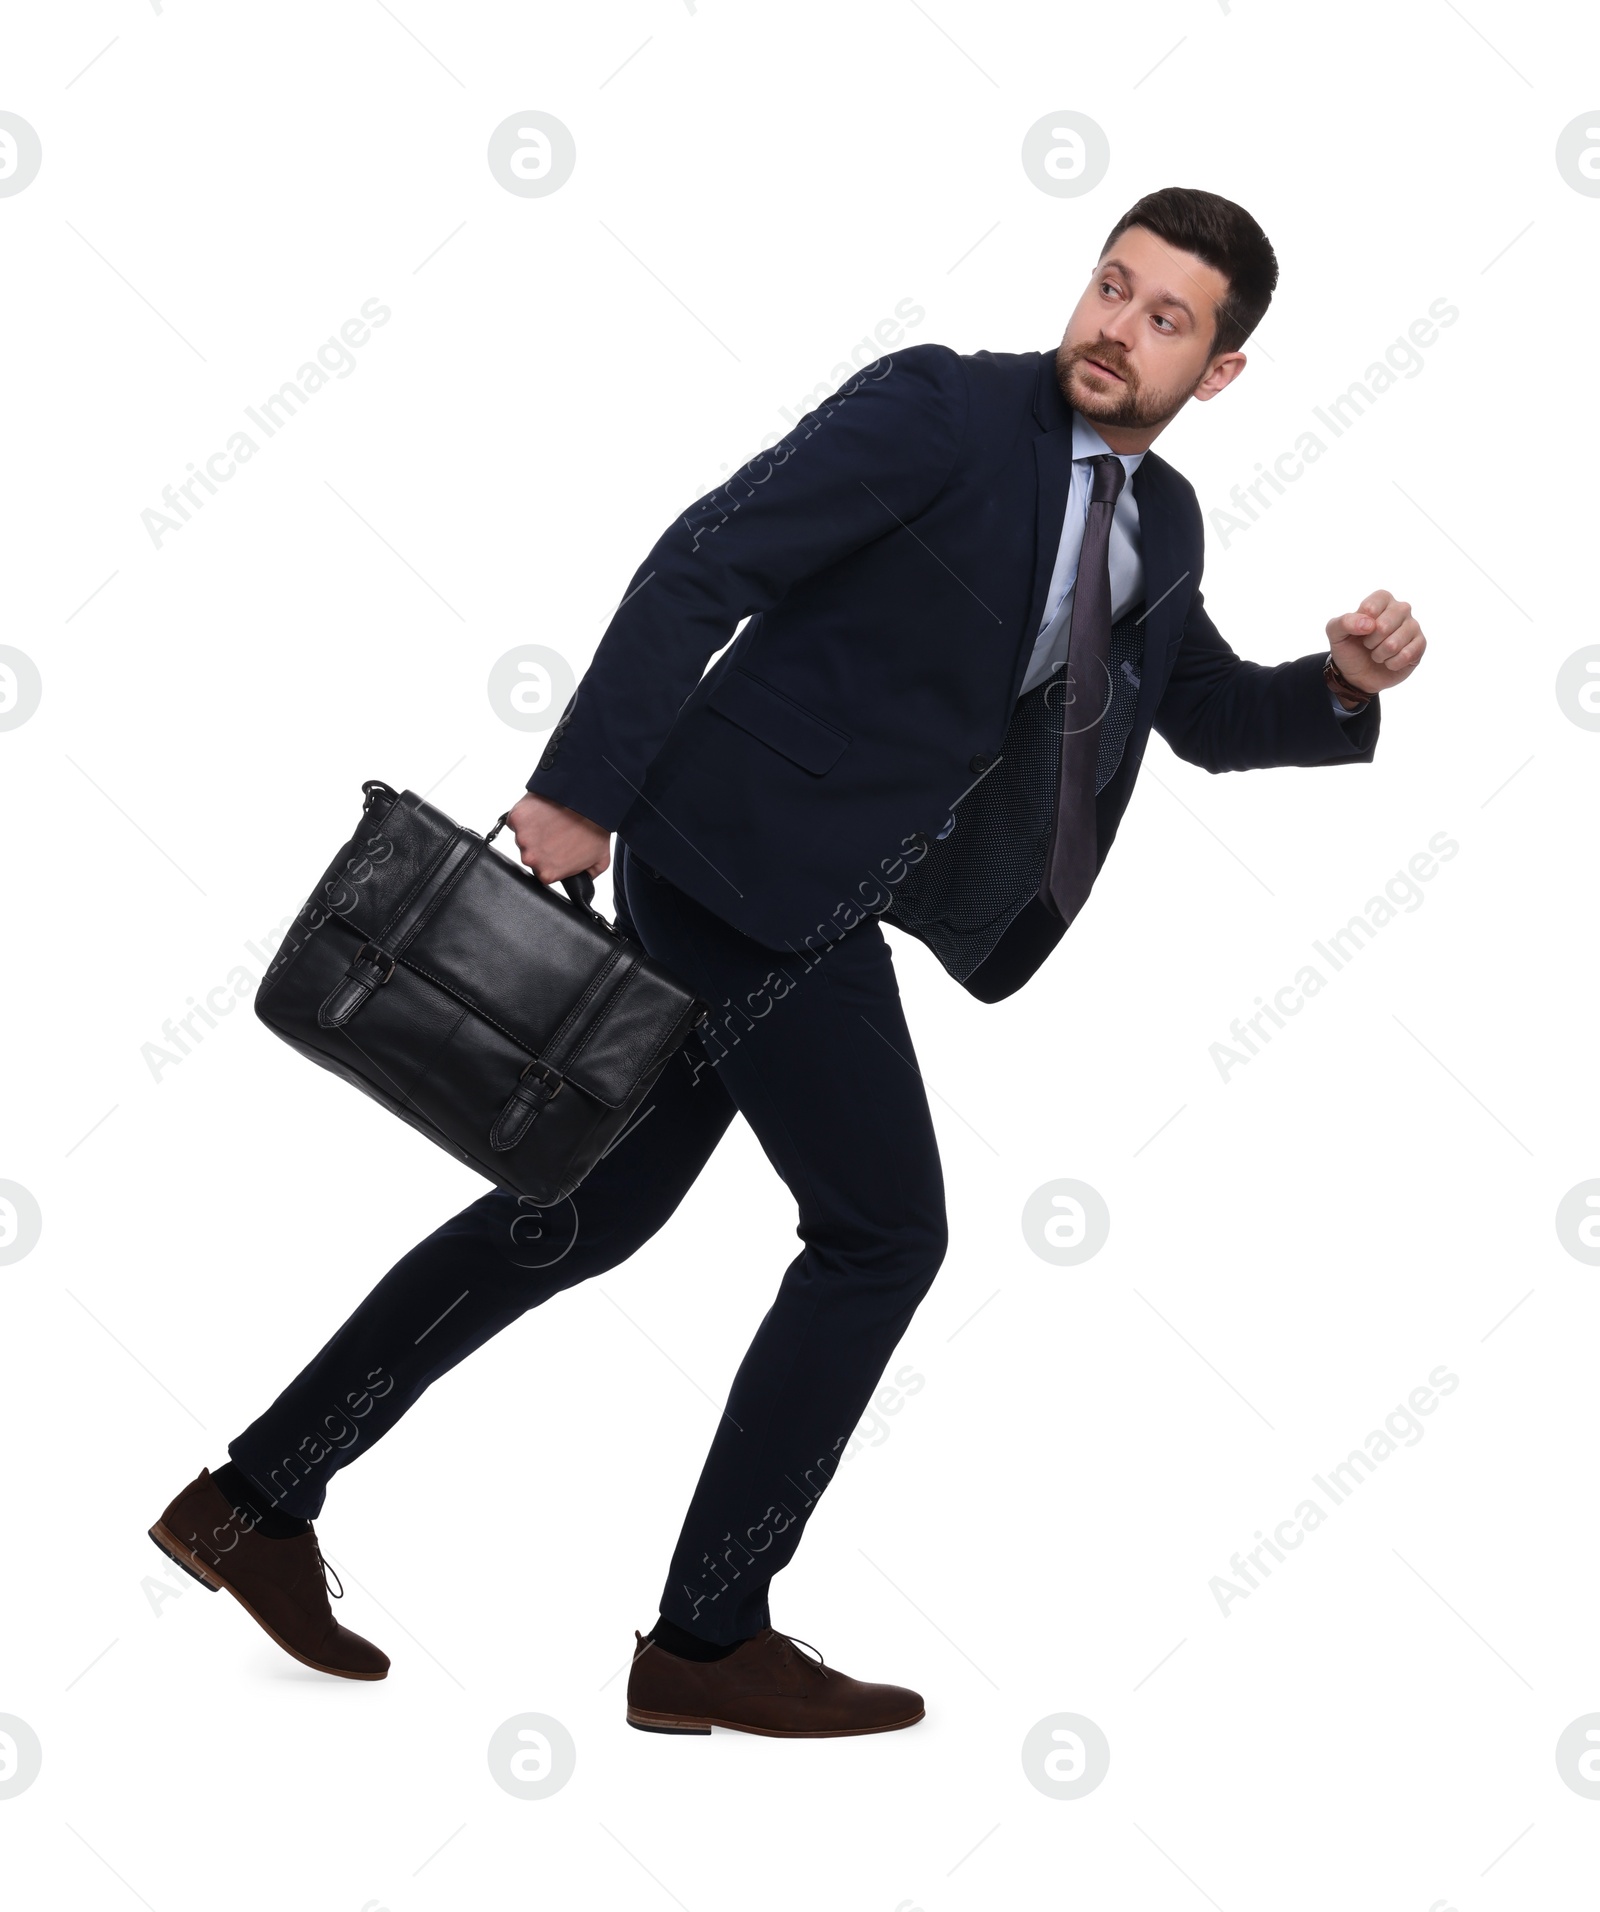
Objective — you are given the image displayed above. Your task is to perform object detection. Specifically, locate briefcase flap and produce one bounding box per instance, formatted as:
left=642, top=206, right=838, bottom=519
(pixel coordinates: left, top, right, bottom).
left=317, top=787, right=700, bottom=1108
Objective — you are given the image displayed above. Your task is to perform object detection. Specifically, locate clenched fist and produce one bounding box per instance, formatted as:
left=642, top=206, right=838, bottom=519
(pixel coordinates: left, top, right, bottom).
left=505, top=792, right=611, bottom=884
left=1325, top=590, right=1427, bottom=701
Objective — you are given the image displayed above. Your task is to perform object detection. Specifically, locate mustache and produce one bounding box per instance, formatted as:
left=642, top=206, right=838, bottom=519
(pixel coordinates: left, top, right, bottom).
left=1060, top=340, right=1137, bottom=386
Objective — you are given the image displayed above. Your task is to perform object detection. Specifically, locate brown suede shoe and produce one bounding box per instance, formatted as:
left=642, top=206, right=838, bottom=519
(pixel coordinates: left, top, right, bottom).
left=149, top=1468, right=389, bottom=1681
left=626, top=1626, right=924, bottom=1737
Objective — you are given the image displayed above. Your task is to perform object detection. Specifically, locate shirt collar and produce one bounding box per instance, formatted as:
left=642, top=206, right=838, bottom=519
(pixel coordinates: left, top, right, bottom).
left=1072, top=411, right=1144, bottom=481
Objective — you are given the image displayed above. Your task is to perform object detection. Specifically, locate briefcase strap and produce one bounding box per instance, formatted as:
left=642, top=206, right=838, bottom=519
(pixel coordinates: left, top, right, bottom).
left=488, top=944, right=637, bottom=1151
left=317, top=832, right=481, bottom=1031
left=489, top=1058, right=566, bottom=1152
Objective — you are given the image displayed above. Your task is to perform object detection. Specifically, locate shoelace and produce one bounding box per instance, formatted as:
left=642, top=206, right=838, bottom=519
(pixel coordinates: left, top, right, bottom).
left=778, top=1633, right=830, bottom=1679
left=314, top=1542, right=344, bottom=1601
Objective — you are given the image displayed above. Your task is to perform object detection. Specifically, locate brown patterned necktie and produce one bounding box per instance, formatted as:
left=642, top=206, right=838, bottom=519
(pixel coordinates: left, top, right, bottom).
left=1040, top=453, right=1126, bottom=926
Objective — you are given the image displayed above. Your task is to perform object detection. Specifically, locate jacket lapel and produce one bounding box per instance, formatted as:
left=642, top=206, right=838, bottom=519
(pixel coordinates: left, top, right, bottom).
left=1125, top=454, right=1188, bottom=742
left=1015, top=354, right=1193, bottom=737
left=1011, top=354, right=1078, bottom=701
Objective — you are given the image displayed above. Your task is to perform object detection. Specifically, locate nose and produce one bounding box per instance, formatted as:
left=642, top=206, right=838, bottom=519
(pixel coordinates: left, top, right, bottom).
left=1097, top=312, right=1135, bottom=351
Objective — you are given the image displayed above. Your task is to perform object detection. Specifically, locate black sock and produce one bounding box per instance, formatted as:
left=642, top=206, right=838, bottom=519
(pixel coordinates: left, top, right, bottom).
left=211, top=1461, right=311, bottom=1539
left=647, top=1618, right=745, bottom=1662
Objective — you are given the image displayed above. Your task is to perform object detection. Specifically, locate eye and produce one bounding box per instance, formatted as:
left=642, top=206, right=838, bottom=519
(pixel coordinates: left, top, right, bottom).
left=1152, top=314, right=1175, bottom=333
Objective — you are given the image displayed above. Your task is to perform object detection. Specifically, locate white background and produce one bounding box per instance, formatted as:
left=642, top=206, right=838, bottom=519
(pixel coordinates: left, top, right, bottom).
left=2, top=2, right=1595, bottom=1907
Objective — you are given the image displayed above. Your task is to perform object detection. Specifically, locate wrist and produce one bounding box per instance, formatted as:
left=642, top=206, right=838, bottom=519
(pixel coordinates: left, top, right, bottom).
left=1324, top=651, right=1370, bottom=711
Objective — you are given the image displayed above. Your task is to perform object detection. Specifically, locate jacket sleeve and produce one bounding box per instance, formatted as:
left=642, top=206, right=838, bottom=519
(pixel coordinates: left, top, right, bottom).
left=526, top=343, right=970, bottom=830
left=1152, top=587, right=1380, bottom=772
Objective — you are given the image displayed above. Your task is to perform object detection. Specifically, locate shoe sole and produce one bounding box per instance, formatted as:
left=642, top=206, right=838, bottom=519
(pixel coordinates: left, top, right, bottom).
left=625, top=1706, right=924, bottom=1738
left=148, top=1523, right=388, bottom=1682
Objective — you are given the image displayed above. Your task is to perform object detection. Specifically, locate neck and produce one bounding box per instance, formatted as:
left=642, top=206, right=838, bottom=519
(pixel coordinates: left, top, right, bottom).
left=1091, top=418, right=1168, bottom=456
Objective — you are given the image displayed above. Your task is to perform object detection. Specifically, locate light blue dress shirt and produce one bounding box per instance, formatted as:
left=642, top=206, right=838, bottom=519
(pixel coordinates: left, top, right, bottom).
left=1017, top=416, right=1145, bottom=698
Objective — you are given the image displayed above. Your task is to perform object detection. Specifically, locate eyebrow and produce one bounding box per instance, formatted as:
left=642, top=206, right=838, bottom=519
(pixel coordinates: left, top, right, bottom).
left=1098, top=256, right=1198, bottom=326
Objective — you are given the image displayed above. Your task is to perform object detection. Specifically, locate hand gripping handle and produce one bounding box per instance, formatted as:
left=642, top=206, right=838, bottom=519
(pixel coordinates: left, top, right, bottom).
left=486, top=810, right=599, bottom=916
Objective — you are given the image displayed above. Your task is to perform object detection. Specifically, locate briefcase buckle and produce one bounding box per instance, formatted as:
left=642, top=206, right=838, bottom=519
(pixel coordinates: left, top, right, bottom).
left=520, top=1057, right=564, bottom=1099
left=355, top=941, right=396, bottom=984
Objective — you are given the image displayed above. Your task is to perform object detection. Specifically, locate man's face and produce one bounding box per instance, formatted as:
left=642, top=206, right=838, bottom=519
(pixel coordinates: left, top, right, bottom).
left=1057, top=223, right=1244, bottom=437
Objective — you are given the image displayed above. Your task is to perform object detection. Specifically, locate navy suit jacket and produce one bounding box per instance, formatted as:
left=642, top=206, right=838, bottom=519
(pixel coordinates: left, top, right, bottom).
left=527, top=344, right=1380, bottom=1001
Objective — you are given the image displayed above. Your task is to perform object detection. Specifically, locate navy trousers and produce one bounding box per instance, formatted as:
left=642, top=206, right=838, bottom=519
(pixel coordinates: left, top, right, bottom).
left=229, top=841, right=948, bottom=1643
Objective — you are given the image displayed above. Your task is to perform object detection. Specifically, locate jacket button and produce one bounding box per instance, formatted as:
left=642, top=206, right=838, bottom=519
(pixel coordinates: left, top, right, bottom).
left=969, top=752, right=992, bottom=774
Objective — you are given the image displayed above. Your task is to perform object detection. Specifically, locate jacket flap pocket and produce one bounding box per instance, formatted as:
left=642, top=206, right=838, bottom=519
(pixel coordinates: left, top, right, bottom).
left=706, top=667, right=850, bottom=776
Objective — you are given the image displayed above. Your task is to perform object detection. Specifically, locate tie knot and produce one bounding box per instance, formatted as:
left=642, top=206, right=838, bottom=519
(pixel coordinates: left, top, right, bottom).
left=1089, top=454, right=1125, bottom=508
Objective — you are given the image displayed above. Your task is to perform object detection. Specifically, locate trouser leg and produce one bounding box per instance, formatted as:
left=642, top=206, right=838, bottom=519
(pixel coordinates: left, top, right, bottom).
left=617, top=845, right=948, bottom=1644
left=227, top=1003, right=738, bottom=1521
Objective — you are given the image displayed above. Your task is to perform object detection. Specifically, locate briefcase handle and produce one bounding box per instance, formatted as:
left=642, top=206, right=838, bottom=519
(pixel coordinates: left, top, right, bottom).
left=359, top=779, right=607, bottom=923
left=484, top=808, right=599, bottom=917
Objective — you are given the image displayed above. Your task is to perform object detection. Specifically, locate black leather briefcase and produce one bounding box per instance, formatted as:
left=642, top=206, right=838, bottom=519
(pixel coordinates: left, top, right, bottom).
left=254, top=780, right=709, bottom=1205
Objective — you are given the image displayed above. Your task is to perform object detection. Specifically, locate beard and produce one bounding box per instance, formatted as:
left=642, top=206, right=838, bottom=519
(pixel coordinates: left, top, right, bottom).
left=1055, top=338, right=1191, bottom=432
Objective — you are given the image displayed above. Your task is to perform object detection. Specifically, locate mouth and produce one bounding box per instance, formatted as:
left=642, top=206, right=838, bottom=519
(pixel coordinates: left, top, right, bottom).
left=1081, top=356, right=1126, bottom=384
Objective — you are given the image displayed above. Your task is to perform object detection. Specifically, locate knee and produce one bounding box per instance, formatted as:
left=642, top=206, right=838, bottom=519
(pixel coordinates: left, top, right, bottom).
left=865, top=1207, right=947, bottom=1298
left=919, top=1209, right=950, bottom=1279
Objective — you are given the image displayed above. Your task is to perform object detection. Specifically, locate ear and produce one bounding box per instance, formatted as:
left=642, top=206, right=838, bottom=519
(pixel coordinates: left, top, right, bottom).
left=1192, top=351, right=1248, bottom=403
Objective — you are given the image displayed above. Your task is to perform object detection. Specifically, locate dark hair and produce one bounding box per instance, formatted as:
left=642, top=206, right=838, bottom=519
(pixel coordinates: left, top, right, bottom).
left=1100, top=186, right=1278, bottom=355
